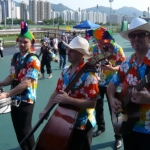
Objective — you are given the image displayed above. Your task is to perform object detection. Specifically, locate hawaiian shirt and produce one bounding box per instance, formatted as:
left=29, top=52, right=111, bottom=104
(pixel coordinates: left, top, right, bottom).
left=55, top=60, right=99, bottom=130
left=111, top=49, right=150, bottom=134
left=10, top=52, right=40, bottom=103
left=89, top=42, right=125, bottom=87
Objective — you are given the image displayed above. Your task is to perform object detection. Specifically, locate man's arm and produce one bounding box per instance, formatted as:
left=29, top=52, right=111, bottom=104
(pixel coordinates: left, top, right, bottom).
left=0, top=75, right=13, bottom=87
left=101, top=62, right=120, bottom=71
left=107, top=82, right=121, bottom=114
left=39, top=90, right=59, bottom=119
left=52, top=90, right=97, bottom=109
left=0, top=77, right=34, bottom=99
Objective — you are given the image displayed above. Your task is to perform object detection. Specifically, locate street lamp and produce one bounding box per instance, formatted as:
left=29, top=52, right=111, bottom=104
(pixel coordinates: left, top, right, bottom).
left=109, top=0, right=113, bottom=30
left=3, top=0, right=7, bottom=29
left=53, top=9, right=54, bottom=26
left=11, top=0, right=14, bottom=28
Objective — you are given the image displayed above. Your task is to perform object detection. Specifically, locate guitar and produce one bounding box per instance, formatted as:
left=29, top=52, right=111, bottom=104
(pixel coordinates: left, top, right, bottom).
left=112, top=73, right=150, bottom=134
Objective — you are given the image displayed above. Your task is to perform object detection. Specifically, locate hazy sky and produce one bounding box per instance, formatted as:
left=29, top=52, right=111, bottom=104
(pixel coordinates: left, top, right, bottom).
left=19, top=0, right=150, bottom=11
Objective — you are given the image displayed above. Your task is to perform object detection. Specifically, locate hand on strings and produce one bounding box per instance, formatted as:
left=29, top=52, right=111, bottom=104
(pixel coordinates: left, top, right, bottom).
left=131, top=87, right=150, bottom=104
left=101, top=61, right=113, bottom=71
left=111, top=97, right=122, bottom=115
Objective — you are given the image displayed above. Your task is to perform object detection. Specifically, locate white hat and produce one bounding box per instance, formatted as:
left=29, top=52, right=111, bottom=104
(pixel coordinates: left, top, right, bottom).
left=63, top=36, right=92, bottom=58
left=120, top=18, right=150, bottom=40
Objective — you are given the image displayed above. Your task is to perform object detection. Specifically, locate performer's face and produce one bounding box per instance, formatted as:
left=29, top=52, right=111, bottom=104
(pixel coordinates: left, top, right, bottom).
left=18, top=37, right=32, bottom=53
left=128, top=30, right=150, bottom=53
left=67, top=48, right=83, bottom=63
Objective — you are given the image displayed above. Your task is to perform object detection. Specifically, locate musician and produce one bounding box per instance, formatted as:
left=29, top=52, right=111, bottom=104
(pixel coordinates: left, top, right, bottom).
left=107, top=18, right=150, bottom=150
left=89, top=27, right=125, bottom=149
left=40, top=36, right=99, bottom=150
left=0, top=21, right=40, bottom=150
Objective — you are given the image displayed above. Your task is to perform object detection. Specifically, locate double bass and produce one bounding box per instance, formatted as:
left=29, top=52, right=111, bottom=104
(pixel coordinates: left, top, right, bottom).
left=20, top=45, right=113, bottom=150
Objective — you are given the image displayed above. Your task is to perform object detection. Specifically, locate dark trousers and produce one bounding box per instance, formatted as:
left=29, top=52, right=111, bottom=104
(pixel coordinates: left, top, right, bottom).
left=68, top=120, right=93, bottom=150
left=123, top=131, right=150, bottom=150
left=11, top=102, right=35, bottom=150
left=96, top=86, right=122, bottom=140
left=59, top=54, right=66, bottom=69
left=0, top=50, right=3, bottom=58
left=40, top=59, right=52, bottom=74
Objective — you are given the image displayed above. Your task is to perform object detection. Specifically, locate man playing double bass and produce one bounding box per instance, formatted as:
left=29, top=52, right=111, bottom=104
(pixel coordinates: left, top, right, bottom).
left=40, top=36, right=99, bottom=150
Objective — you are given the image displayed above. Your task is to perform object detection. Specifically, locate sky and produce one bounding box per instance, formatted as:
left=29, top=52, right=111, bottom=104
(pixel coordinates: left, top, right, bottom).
left=18, top=0, right=150, bottom=11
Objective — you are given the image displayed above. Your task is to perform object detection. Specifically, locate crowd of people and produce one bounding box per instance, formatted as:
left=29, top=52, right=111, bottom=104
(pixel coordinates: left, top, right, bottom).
left=0, top=17, right=150, bottom=150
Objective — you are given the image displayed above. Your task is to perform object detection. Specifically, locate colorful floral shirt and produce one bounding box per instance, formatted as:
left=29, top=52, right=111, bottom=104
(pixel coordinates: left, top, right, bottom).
left=89, top=42, right=125, bottom=87
left=111, top=49, right=150, bottom=134
left=10, top=52, right=40, bottom=103
left=55, top=60, right=99, bottom=130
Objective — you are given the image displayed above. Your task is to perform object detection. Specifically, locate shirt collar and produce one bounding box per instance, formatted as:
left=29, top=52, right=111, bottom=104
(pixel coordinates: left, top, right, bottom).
left=130, top=49, right=150, bottom=66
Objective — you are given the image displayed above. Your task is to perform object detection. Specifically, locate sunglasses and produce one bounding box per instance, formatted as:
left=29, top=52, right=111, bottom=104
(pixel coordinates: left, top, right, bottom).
left=128, top=32, right=150, bottom=39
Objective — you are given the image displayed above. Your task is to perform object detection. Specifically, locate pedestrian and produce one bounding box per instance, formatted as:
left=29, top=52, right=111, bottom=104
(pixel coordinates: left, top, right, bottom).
left=58, top=36, right=67, bottom=69
left=0, top=39, right=4, bottom=59
left=0, top=21, right=40, bottom=150
left=53, top=33, right=59, bottom=62
left=107, top=17, right=150, bottom=150
left=39, top=39, right=52, bottom=79
left=39, top=36, right=99, bottom=150
left=89, top=27, right=126, bottom=149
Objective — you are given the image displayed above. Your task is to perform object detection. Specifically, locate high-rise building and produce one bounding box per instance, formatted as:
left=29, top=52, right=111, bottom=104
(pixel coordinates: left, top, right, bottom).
left=29, top=0, right=37, bottom=23
left=44, top=1, right=51, bottom=20
left=15, top=6, right=20, bottom=19
left=37, top=0, right=44, bottom=21
left=20, top=1, right=27, bottom=21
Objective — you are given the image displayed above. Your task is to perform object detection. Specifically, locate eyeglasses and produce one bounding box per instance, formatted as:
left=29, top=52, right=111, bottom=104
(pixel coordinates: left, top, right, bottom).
left=128, top=32, right=150, bottom=39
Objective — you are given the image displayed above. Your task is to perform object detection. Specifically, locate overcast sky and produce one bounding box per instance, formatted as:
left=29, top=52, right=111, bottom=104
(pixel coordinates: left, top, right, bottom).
left=18, top=0, right=150, bottom=11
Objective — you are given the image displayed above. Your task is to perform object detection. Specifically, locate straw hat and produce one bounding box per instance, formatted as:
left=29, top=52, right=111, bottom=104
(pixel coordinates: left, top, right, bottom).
left=63, top=36, right=92, bottom=58
left=120, top=18, right=150, bottom=40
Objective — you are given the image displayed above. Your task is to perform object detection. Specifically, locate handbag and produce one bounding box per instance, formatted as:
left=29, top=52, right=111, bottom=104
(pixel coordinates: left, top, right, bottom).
left=0, top=47, right=3, bottom=51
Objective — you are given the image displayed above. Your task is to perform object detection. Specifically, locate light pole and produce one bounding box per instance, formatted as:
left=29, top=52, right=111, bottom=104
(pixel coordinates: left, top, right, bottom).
left=3, top=0, right=7, bottom=29
left=109, top=0, right=113, bottom=30
left=53, top=9, right=54, bottom=26
left=11, top=0, right=13, bottom=28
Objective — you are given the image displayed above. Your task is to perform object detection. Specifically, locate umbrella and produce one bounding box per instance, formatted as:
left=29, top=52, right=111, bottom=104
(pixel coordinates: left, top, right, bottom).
left=73, top=19, right=100, bottom=29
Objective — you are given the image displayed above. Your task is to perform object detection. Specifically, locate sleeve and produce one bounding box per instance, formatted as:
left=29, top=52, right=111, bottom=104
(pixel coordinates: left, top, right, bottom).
left=111, top=61, right=126, bottom=86
left=25, top=56, right=41, bottom=80
left=55, top=72, right=64, bottom=92
left=84, top=72, right=99, bottom=99
left=116, top=46, right=126, bottom=65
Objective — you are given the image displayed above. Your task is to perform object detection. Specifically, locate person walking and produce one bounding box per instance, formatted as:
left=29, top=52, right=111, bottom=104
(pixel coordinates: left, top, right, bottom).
left=107, top=17, right=150, bottom=150
left=39, top=39, right=52, bottom=79
left=39, top=36, right=99, bottom=150
left=0, top=39, right=4, bottom=59
left=0, top=21, right=40, bottom=150
left=53, top=33, right=59, bottom=62
left=58, top=36, right=67, bottom=69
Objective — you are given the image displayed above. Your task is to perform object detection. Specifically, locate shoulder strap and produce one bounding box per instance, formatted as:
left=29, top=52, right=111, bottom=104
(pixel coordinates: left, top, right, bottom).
left=12, top=53, right=38, bottom=78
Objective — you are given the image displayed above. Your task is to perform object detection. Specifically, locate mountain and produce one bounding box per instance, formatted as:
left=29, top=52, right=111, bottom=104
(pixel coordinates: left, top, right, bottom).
left=85, top=6, right=143, bottom=17
left=14, top=1, right=73, bottom=11
left=14, top=1, right=144, bottom=17
left=51, top=3, right=73, bottom=11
